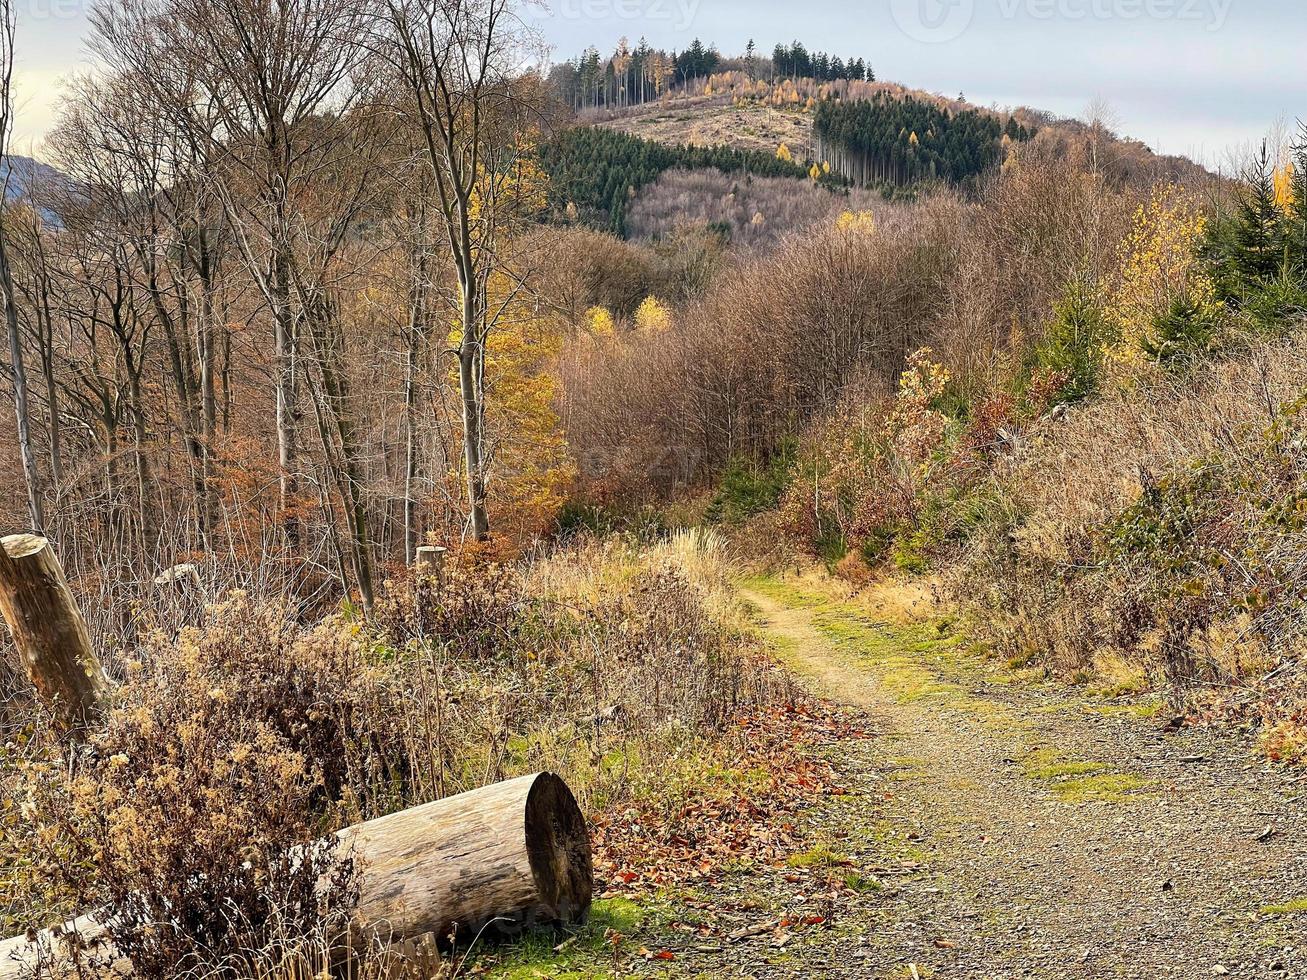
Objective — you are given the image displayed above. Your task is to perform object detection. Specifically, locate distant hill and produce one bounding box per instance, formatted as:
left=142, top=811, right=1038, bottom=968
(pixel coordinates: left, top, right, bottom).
left=1, top=155, right=68, bottom=202
left=582, top=74, right=1213, bottom=192
left=1, top=156, right=77, bottom=227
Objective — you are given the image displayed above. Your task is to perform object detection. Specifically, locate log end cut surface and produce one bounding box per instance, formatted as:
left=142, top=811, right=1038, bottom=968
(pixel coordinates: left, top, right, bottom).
left=525, top=773, right=593, bottom=923
left=1, top=533, right=47, bottom=559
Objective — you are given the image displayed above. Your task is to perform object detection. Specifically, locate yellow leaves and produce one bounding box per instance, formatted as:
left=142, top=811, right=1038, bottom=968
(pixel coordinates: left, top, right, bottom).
left=808, top=163, right=822, bottom=181
left=1102, top=184, right=1214, bottom=377
left=586, top=305, right=617, bottom=338
left=887, top=347, right=951, bottom=474
left=908, top=130, right=920, bottom=147
left=822, top=160, right=831, bottom=174
left=836, top=210, right=875, bottom=234
left=776, top=142, right=794, bottom=163
left=1274, top=162, right=1296, bottom=210
left=634, top=296, right=671, bottom=334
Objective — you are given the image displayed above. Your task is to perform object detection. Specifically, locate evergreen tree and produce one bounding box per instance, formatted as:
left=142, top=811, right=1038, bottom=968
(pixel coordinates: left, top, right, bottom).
left=1289, top=122, right=1307, bottom=275
left=1220, top=142, right=1287, bottom=289
left=772, top=43, right=788, bottom=78
left=814, top=93, right=1004, bottom=187
left=537, top=128, right=807, bottom=235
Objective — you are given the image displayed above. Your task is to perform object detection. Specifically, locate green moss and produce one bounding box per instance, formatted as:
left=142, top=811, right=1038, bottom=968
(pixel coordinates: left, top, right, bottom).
left=483, top=898, right=664, bottom=978
left=842, top=870, right=882, bottom=893
left=1021, top=748, right=1151, bottom=803
left=1083, top=699, right=1165, bottom=720
left=1260, top=897, right=1307, bottom=916
left=787, top=845, right=850, bottom=869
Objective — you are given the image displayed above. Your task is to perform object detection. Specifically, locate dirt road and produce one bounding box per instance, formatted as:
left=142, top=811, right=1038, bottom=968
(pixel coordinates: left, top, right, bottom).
left=728, top=578, right=1307, bottom=978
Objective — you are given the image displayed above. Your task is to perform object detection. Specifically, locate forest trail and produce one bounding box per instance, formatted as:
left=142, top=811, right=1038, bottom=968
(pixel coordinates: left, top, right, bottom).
left=720, top=578, right=1307, bottom=979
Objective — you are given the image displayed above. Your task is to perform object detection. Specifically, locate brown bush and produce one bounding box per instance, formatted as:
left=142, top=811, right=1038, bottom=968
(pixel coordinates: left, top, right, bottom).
left=4, top=615, right=360, bottom=978
left=933, top=154, right=1139, bottom=397
left=3, top=534, right=787, bottom=958
left=558, top=197, right=964, bottom=501
left=947, top=337, right=1307, bottom=694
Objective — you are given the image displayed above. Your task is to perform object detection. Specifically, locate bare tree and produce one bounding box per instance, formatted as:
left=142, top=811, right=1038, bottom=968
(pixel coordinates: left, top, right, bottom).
left=92, top=0, right=390, bottom=604
left=0, top=0, right=46, bottom=531
left=386, top=0, right=540, bottom=542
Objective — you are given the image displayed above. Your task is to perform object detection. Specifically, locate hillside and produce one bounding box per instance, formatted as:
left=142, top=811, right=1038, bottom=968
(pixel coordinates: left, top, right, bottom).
left=592, top=95, right=817, bottom=159
left=586, top=74, right=1213, bottom=192
left=0, top=155, right=68, bottom=201
left=5, top=14, right=1306, bottom=980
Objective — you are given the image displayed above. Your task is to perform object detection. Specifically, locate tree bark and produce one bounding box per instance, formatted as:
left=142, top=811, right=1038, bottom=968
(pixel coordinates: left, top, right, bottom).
left=0, top=534, right=109, bottom=728
left=0, top=772, right=593, bottom=979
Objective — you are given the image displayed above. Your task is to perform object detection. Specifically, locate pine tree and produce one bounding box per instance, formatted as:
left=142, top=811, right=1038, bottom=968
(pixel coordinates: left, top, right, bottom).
left=1227, top=143, right=1287, bottom=285
left=1289, top=122, right=1307, bottom=274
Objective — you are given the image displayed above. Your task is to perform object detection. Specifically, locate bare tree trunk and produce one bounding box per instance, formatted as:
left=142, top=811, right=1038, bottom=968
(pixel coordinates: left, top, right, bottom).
left=404, top=315, right=421, bottom=563
left=272, top=248, right=300, bottom=541
left=303, top=293, right=375, bottom=609
left=403, top=217, right=427, bottom=564
left=193, top=226, right=219, bottom=541
left=459, top=287, right=489, bottom=540
left=0, top=229, right=46, bottom=532
left=30, top=231, right=63, bottom=488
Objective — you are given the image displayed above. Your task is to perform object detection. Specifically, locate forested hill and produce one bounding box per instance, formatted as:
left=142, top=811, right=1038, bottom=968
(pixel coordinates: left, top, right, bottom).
left=536, top=127, right=817, bottom=235
left=559, top=39, right=1212, bottom=193
left=812, top=94, right=1034, bottom=188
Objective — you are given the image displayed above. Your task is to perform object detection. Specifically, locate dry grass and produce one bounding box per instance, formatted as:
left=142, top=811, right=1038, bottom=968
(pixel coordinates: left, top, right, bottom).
left=948, top=336, right=1307, bottom=730
left=595, top=99, right=814, bottom=159
left=1, top=531, right=789, bottom=969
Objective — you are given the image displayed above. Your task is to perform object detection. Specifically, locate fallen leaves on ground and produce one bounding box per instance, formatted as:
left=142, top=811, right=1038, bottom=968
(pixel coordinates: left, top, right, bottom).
left=590, top=701, right=870, bottom=896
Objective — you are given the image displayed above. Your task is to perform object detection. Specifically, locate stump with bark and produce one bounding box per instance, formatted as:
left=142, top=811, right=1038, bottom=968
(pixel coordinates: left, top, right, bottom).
left=0, top=533, right=109, bottom=728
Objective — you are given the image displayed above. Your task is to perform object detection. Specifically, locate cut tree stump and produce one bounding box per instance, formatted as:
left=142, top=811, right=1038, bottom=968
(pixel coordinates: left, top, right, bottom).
left=0, top=772, right=593, bottom=979
left=415, top=545, right=447, bottom=578
left=0, top=533, right=109, bottom=728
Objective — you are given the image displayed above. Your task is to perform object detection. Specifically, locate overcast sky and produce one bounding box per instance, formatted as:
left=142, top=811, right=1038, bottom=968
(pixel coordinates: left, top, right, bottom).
left=10, top=0, right=1306, bottom=167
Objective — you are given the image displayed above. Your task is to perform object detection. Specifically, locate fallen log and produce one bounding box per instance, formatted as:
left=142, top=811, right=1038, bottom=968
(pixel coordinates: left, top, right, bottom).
left=0, top=533, right=110, bottom=729
left=0, top=772, right=592, bottom=979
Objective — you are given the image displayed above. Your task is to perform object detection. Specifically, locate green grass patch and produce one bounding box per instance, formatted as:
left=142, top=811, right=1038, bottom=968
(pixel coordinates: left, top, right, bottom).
left=1021, top=748, right=1151, bottom=804
left=1082, top=699, right=1165, bottom=720
left=786, top=845, right=850, bottom=869
left=842, top=870, right=882, bottom=893
left=482, top=897, right=668, bottom=978
left=1260, top=897, right=1307, bottom=916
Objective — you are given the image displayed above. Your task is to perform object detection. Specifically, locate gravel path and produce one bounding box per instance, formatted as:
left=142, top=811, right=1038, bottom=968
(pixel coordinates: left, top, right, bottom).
left=716, top=580, right=1307, bottom=979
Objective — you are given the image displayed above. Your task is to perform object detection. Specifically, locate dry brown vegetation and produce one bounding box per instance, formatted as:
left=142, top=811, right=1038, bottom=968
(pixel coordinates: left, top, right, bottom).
left=0, top=531, right=793, bottom=966
left=952, top=341, right=1307, bottom=736
left=626, top=169, right=890, bottom=249
left=555, top=151, right=1142, bottom=503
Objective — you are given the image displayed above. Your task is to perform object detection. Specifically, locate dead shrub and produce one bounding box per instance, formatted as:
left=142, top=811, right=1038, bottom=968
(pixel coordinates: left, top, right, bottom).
left=4, top=646, right=358, bottom=980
